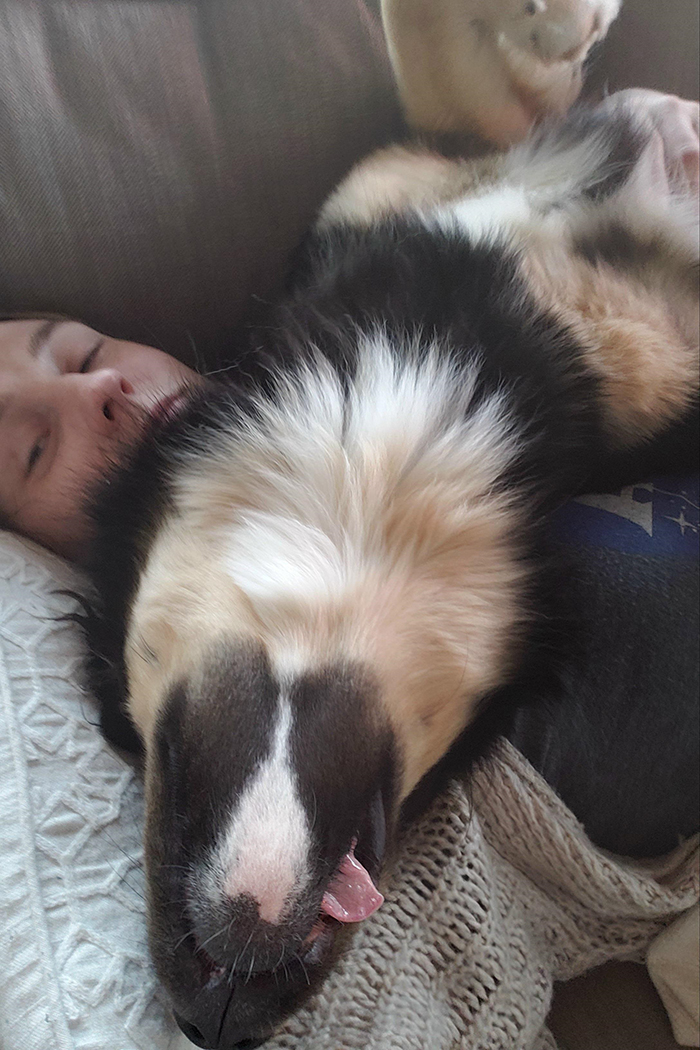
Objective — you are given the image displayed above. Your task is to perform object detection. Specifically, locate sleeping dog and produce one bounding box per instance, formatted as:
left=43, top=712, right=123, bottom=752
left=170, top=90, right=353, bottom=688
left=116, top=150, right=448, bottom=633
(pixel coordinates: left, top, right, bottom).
left=83, top=90, right=698, bottom=1049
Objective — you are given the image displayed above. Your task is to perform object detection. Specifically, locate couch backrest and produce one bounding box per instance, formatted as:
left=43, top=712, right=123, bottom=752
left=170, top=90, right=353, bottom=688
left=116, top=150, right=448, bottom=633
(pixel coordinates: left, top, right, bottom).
left=0, top=0, right=403, bottom=365
left=585, top=0, right=699, bottom=102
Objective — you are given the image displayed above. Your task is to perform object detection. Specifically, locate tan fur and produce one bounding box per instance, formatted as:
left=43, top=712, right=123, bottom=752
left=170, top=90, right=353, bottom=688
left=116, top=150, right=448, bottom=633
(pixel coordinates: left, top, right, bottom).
left=124, top=528, right=256, bottom=750
left=318, top=145, right=505, bottom=228
left=521, top=246, right=700, bottom=446
left=126, top=347, right=530, bottom=801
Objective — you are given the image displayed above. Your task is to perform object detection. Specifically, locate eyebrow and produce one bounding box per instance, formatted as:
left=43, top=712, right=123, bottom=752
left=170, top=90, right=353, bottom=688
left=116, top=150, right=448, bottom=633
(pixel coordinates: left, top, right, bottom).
left=28, top=318, right=63, bottom=358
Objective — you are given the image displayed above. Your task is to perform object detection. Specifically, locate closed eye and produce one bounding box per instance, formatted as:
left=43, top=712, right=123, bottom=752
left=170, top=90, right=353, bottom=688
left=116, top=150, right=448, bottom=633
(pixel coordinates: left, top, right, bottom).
left=78, top=339, right=105, bottom=373
left=26, top=435, right=48, bottom=475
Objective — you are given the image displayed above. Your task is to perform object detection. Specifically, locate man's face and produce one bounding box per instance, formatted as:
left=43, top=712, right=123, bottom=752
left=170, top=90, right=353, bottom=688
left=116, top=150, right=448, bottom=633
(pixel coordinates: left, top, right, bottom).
left=0, top=318, right=201, bottom=560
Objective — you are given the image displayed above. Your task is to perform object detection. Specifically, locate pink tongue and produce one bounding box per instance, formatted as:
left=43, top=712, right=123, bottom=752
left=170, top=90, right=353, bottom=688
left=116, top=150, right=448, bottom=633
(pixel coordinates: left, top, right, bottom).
left=321, top=844, right=384, bottom=923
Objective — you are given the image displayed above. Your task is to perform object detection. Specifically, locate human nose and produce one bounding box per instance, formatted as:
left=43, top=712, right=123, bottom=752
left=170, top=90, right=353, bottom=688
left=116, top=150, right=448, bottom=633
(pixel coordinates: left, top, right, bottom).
left=67, top=368, right=136, bottom=426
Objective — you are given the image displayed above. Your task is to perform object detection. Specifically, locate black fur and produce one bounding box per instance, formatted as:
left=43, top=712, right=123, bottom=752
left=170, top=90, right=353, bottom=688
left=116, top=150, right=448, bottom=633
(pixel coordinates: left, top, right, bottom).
left=83, top=222, right=612, bottom=753
left=253, top=220, right=611, bottom=496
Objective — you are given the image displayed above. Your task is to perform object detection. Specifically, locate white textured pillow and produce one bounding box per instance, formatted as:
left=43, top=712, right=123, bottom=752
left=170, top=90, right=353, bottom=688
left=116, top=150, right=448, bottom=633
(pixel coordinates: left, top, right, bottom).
left=0, top=532, right=186, bottom=1050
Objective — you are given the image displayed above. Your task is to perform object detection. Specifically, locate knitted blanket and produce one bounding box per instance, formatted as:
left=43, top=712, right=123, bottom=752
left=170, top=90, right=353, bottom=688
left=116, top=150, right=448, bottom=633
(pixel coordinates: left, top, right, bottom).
left=263, top=741, right=698, bottom=1050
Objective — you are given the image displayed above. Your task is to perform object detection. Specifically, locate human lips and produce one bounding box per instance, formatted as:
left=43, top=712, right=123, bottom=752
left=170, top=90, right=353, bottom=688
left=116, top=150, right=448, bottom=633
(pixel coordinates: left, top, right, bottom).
left=150, top=389, right=189, bottom=425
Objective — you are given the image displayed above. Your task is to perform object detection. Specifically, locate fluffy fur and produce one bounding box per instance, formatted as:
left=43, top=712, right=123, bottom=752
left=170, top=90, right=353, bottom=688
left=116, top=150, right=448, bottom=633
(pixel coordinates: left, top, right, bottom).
left=82, top=93, right=698, bottom=1050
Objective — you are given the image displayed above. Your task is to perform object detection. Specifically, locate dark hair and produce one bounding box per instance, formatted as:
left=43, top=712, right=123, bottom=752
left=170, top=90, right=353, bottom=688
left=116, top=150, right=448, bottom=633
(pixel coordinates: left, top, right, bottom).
left=0, top=310, right=71, bottom=324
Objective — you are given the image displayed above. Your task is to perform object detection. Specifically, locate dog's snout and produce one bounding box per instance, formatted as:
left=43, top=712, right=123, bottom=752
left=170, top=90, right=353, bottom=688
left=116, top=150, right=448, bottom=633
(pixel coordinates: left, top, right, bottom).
left=191, top=892, right=308, bottom=975
left=144, top=653, right=399, bottom=1041
left=171, top=963, right=294, bottom=1049
left=172, top=981, right=230, bottom=1050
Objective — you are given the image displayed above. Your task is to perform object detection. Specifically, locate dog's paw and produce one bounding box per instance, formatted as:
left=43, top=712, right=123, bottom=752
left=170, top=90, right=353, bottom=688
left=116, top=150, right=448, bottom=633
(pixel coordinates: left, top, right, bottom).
left=382, top=0, right=622, bottom=145
left=499, top=0, right=620, bottom=65
left=493, top=0, right=622, bottom=120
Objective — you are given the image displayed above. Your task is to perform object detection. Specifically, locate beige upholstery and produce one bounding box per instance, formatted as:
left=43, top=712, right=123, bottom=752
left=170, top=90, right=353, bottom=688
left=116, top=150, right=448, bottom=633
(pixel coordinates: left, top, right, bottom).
left=0, top=0, right=403, bottom=365
left=586, top=0, right=699, bottom=101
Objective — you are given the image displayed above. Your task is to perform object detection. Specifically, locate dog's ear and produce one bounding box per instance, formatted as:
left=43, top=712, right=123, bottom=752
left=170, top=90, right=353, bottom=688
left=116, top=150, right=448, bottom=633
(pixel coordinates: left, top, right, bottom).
left=54, top=590, right=144, bottom=756
left=71, top=597, right=144, bottom=756
left=99, top=686, right=143, bottom=756
left=103, top=711, right=143, bottom=756
left=85, top=645, right=144, bottom=755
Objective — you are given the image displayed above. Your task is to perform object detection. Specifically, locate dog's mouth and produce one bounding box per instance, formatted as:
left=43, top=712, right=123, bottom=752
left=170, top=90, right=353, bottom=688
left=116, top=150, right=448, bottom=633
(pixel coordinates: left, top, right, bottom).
left=292, top=787, right=389, bottom=970
left=183, top=786, right=389, bottom=987
left=158, top=769, right=394, bottom=1047
left=294, top=833, right=386, bottom=968
left=298, top=913, right=340, bottom=967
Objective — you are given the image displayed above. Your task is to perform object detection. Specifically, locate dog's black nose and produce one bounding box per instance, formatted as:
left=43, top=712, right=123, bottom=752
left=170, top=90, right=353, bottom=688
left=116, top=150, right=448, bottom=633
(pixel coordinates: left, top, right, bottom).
left=174, top=1010, right=269, bottom=1050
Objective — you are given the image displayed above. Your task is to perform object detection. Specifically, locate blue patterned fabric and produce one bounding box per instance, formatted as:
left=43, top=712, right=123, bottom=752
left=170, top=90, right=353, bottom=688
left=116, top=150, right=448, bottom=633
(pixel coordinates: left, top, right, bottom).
left=552, top=476, right=699, bottom=558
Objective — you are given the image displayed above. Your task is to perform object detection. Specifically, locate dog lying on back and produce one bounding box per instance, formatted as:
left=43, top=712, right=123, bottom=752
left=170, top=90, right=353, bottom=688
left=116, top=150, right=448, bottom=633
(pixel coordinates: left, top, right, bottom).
left=83, top=90, right=698, bottom=1050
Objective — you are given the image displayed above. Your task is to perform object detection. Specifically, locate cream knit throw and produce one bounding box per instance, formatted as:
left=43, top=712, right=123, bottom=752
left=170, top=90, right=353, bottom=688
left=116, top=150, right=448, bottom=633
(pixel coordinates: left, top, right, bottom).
left=262, top=740, right=698, bottom=1050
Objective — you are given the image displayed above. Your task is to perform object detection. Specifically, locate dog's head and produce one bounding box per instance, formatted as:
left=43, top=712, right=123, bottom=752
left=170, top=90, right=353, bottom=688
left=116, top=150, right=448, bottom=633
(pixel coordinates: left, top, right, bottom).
left=84, top=356, right=529, bottom=1047
left=140, top=636, right=395, bottom=1049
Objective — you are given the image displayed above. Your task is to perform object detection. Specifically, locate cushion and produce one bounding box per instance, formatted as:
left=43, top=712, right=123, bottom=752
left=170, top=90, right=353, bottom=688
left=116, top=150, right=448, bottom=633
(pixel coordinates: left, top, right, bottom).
left=0, top=0, right=403, bottom=365
left=585, top=0, right=699, bottom=100
left=1, top=0, right=696, bottom=373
